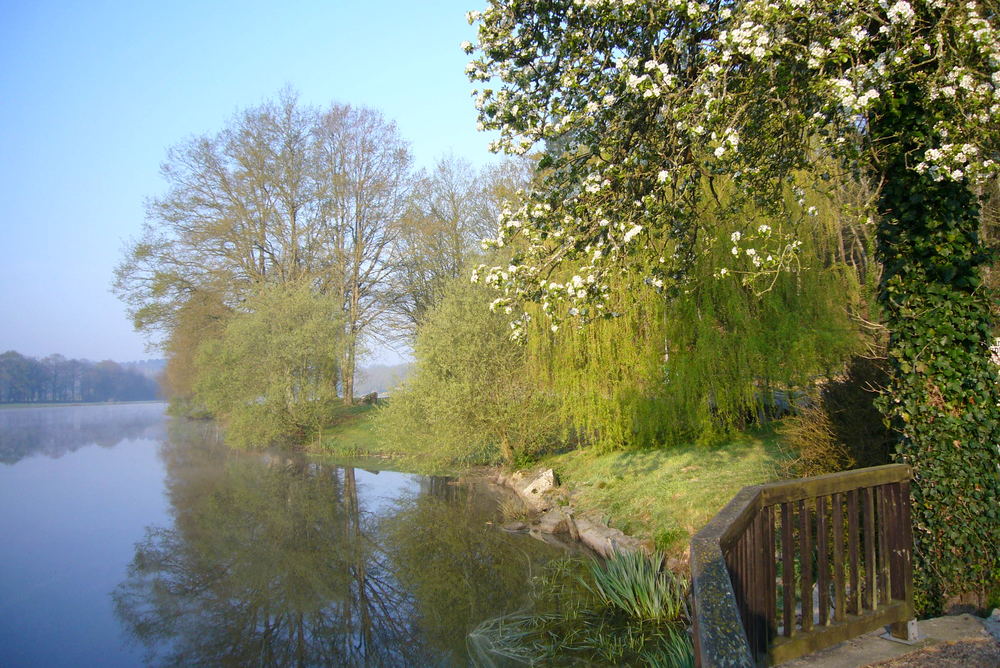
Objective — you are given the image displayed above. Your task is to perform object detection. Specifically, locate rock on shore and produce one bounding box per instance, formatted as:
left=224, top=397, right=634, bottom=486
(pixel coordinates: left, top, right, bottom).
left=494, top=467, right=646, bottom=557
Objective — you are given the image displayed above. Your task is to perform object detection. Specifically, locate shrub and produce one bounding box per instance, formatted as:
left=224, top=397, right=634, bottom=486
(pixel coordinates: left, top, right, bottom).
left=193, top=281, right=344, bottom=448
left=782, top=355, right=894, bottom=476
left=377, top=276, right=561, bottom=468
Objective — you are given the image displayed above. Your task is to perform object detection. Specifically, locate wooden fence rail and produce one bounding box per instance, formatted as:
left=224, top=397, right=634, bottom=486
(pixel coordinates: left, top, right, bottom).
left=690, top=464, right=914, bottom=666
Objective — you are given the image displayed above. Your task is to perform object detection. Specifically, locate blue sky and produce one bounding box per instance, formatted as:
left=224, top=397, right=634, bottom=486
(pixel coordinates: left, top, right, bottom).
left=0, top=0, right=493, bottom=363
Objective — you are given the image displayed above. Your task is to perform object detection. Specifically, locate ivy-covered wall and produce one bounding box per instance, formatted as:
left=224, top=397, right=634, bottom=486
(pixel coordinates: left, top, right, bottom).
left=874, top=83, right=1000, bottom=611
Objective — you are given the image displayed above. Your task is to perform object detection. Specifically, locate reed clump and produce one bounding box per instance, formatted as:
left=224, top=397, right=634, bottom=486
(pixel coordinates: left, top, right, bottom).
left=468, top=551, right=694, bottom=667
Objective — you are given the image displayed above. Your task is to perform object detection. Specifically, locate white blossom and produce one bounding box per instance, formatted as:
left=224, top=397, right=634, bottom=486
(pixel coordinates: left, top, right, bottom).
left=887, top=1, right=915, bottom=24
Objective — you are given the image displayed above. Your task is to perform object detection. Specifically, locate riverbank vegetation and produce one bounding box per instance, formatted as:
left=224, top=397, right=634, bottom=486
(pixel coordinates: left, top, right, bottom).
left=449, top=0, right=1000, bottom=616
left=115, top=0, right=1000, bottom=618
left=542, top=429, right=788, bottom=554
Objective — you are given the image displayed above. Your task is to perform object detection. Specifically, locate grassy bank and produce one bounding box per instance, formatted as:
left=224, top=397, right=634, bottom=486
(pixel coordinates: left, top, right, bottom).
left=310, top=402, right=442, bottom=472
left=313, top=402, right=469, bottom=474
left=312, top=403, right=381, bottom=456
left=540, top=427, right=791, bottom=556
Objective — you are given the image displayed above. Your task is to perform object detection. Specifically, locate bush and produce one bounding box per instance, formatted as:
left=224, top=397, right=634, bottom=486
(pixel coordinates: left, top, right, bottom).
left=782, top=355, right=894, bottom=476
left=377, top=276, right=561, bottom=468
left=193, top=281, right=344, bottom=448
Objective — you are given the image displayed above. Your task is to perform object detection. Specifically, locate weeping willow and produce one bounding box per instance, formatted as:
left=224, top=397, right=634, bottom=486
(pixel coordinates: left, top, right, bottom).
left=528, top=187, right=863, bottom=451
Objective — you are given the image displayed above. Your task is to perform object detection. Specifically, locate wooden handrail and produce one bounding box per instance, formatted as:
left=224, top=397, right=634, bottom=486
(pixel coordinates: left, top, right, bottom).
left=691, top=464, right=913, bottom=667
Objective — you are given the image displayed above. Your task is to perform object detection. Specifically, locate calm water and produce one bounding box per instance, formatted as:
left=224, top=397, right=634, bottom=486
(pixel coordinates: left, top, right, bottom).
left=0, top=404, right=567, bottom=666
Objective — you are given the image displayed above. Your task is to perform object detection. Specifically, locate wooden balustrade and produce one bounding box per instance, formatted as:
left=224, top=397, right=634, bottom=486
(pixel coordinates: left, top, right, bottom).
left=690, top=464, right=914, bottom=667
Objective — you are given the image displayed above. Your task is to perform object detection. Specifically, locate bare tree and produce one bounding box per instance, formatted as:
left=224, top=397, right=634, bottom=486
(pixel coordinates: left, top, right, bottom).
left=385, top=155, right=534, bottom=338
left=115, top=92, right=414, bottom=408
left=113, top=91, right=323, bottom=342
left=314, top=105, right=412, bottom=404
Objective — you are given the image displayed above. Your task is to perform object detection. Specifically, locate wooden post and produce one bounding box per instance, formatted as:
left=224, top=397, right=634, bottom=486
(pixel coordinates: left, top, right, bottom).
left=863, top=487, right=876, bottom=611
left=888, top=481, right=916, bottom=640
left=877, top=486, right=889, bottom=605
left=847, top=489, right=860, bottom=615
left=799, top=498, right=813, bottom=632
left=832, top=492, right=846, bottom=623
left=765, top=504, right=777, bottom=644
left=817, top=495, right=830, bottom=626
left=782, top=502, right=795, bottom=637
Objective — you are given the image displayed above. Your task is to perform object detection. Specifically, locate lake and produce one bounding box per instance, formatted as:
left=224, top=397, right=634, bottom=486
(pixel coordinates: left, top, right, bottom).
left=0, top=403, right=570, bottom=666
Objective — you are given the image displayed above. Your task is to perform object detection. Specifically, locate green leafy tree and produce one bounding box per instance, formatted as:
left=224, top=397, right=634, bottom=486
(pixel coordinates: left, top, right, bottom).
left=194, top=281, right=344, bottom=448
left=160, top=290, right=231, bottom=416
left=378, top=276, right=560, bottom=468
left=466, top=0, right=1000, bottom=608
left=529, top=182, right=861, bottom=451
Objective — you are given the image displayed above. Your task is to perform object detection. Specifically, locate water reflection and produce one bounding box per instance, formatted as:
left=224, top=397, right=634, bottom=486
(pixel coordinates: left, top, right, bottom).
left=114, top=420, right=564, bottom=666
left=0, top=403, right=165, bottom=465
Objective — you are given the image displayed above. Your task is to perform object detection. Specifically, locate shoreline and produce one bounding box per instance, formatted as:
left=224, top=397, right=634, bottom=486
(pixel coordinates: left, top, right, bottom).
left=309, top=406, right=788, bottom=569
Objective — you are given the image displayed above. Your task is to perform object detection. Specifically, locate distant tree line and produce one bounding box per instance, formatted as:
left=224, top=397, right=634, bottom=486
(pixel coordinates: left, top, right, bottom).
left=0, top=351, right=160, bottom=404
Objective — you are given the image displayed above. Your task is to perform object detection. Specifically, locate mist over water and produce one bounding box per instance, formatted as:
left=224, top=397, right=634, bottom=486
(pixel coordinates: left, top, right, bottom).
left=0, top=403, right=166, bottom=465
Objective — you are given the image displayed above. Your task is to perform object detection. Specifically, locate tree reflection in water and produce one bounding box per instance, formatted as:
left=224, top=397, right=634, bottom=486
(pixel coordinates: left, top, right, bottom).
left=113, top=420, right=567, bottom=666
left=0, top=403, right=165, bottom=464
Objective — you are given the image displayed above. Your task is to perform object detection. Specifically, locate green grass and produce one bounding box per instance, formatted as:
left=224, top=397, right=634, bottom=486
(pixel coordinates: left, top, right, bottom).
left=540, top=425, right=792, bottom=555
left=312, top=403, right=382, bottom=457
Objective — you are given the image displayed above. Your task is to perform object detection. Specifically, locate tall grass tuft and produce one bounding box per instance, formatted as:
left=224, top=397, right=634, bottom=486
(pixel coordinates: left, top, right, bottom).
left=586, top=549, right=688, bottom=621
left=468, top=553, right=694, bottom=666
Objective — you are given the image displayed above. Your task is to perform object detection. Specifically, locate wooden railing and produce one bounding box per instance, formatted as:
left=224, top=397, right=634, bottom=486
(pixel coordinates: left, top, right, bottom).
left=690, top=464, right=914, bottom=667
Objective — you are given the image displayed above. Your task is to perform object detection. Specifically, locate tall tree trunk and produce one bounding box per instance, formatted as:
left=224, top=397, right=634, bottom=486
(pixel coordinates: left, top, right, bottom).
left=873, top=83, right=1000, bottom=612
left=342, top=340, right=355, bottom=406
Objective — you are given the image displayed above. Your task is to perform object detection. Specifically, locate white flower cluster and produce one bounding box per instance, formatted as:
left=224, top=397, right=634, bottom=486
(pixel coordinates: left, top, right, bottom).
left=713, top=129, right=740, bottom=158
left=916, top=143, right=986, bottom=181
left=886, top=0, right=916, bottom=24
left=828, top=79, right=881, bottom=113
left=720, top=19, right=777, bottom=62
left=716, top=223, right=803, bottom=291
